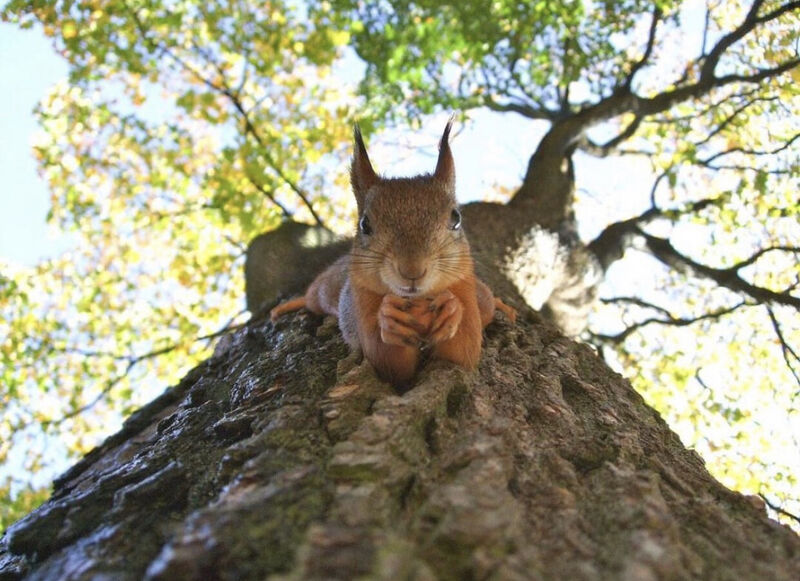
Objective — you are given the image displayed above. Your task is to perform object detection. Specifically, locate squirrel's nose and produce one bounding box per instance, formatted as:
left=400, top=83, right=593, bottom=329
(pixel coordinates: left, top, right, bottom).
left=398, top=266, right=427, bottom=282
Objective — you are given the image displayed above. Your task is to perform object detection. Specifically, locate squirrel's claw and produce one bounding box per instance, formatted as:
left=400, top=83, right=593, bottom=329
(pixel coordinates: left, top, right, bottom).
left=494, top=298, right=517, bottom=324
left=379, top=295, right=428, bottom=348
left=427, top=290, right=463, bottom=344
left=379, top=322, right=423, bottom=348
left=379, top=300, right=430, bottom=335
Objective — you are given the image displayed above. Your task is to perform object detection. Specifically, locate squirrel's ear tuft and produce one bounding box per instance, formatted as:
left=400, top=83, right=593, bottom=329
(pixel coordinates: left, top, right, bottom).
left=434, top=117, right=455, bottom=192
left=351, top=123, right=377, bottom=210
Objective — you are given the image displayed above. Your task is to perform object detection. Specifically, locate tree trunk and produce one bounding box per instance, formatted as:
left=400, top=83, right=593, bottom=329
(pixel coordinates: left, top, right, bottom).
left=2, top=302, right=798, bottom=580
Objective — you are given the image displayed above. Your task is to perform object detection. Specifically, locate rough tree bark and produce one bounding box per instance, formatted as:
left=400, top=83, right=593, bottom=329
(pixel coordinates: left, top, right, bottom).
left=2, top=283, right=799, bottom=579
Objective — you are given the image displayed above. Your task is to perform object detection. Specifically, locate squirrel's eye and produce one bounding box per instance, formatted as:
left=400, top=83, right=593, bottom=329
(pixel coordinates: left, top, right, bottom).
left=359, top=214, right=372, bottom=236
left=449, top=208, right=462, bottom=231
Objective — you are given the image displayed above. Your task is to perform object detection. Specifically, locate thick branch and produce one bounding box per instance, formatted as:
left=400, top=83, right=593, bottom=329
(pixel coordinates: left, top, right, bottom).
left=588, top=191, right=800, bottom=310
left=572, top=54, right=799, bottom=159
left=586, top=167, right=713, bottom=269
left=538, top=2, right=799, bottom=161
left=587, top=208, right=658, bottom=269
left=699, top=0, right=765, bottom=78
left=699, top=1, right=800, bottom=79
left=515, top=6, right=798, bottom=221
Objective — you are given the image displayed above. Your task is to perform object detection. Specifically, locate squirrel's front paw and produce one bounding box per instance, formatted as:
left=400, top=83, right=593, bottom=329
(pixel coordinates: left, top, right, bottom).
left=427, top=290, right=464, bottom=344
left=378, top=294, right=431, bottom=348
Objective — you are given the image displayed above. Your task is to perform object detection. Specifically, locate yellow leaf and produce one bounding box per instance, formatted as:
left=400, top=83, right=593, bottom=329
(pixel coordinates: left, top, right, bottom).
left=62, top=21, right=77, bottom=39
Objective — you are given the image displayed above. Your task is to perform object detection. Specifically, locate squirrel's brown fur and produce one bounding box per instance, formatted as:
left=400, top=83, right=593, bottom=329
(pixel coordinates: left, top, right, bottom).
left=271, top=121, right=515, bottom=387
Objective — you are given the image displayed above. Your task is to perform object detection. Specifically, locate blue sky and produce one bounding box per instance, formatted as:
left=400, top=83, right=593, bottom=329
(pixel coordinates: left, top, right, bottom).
left=0, top=22, right=70, bottom=265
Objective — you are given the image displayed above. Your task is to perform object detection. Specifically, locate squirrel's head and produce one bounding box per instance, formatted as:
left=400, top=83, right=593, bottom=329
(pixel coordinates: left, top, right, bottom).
left=349, top=120, right=472, bottom=298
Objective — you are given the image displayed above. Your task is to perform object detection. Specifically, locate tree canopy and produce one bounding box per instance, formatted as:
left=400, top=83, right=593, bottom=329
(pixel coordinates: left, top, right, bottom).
left=1, top=0, right=798, bottom=530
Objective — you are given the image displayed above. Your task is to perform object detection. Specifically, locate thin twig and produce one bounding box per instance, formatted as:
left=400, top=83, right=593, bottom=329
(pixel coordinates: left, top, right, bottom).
left=765, top=306, right=800, bottom=387
left=592, top=300, right=748, bottom=343
left=624, top=8, right=661, bottom=89
left=759, top=494, right=800, bottom=526
left=699, top=133, right=800, bottom=164
left=244, top=171, right=294, bottom=218
left=41, top=317, right=248, bottom=428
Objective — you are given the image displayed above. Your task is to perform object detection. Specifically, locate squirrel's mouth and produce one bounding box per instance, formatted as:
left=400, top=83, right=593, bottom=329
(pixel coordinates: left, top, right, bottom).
left=397, top=285, right=421, bottom=297
left=396, top=278, right=434, bottom=297
left=384, top=267, right=432, bottom=297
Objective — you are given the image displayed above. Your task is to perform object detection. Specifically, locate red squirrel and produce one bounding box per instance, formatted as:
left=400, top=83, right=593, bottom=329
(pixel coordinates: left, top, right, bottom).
left=271, top=121, right=516, bottom=387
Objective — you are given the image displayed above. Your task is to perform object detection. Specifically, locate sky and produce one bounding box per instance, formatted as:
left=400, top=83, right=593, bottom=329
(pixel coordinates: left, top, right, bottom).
left=0, top=22, right=72, bottom=265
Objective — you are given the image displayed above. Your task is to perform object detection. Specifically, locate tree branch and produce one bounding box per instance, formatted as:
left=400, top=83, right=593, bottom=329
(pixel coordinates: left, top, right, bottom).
left=638, top=230, right=800, bottom=310
left=646, top=86, right=764, bottom=125
left=42, top=314, right=248, bottom=428
left=700, top=0, right=712, bottom=56
left=244, top=172, right=294, bottom=219
left=506, top=1, right=798, bottom=224
left=592, top=298, right=748, bottom=343
left=625, top=54, right=799, bottom=124
left=699, top=1, right=800, bottom=78
left=588, top=184, right=800, bottom=311
left=587, top=165, right=691, bottom=269
left=623, top=8, right=661, bottom=90
left=693, top=95, right=780, bottom=148
left=699, top=0, right=766, bottom=78
left=484, top=97, right=557, bottom=121
left=564, top=1, right=800, bottom=156
left=699, top=133, right=800, bottom=164
left=759, top=494, right=800, bottom=526
left=578, top=115, right=644, bottom=157
left=600, top=295, right=673, bottom=318
left=765, top=306, right=800, bottom=387
left=725, top=245, right=800, bottom=273
left=203, top=71, right=326, bottom=228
